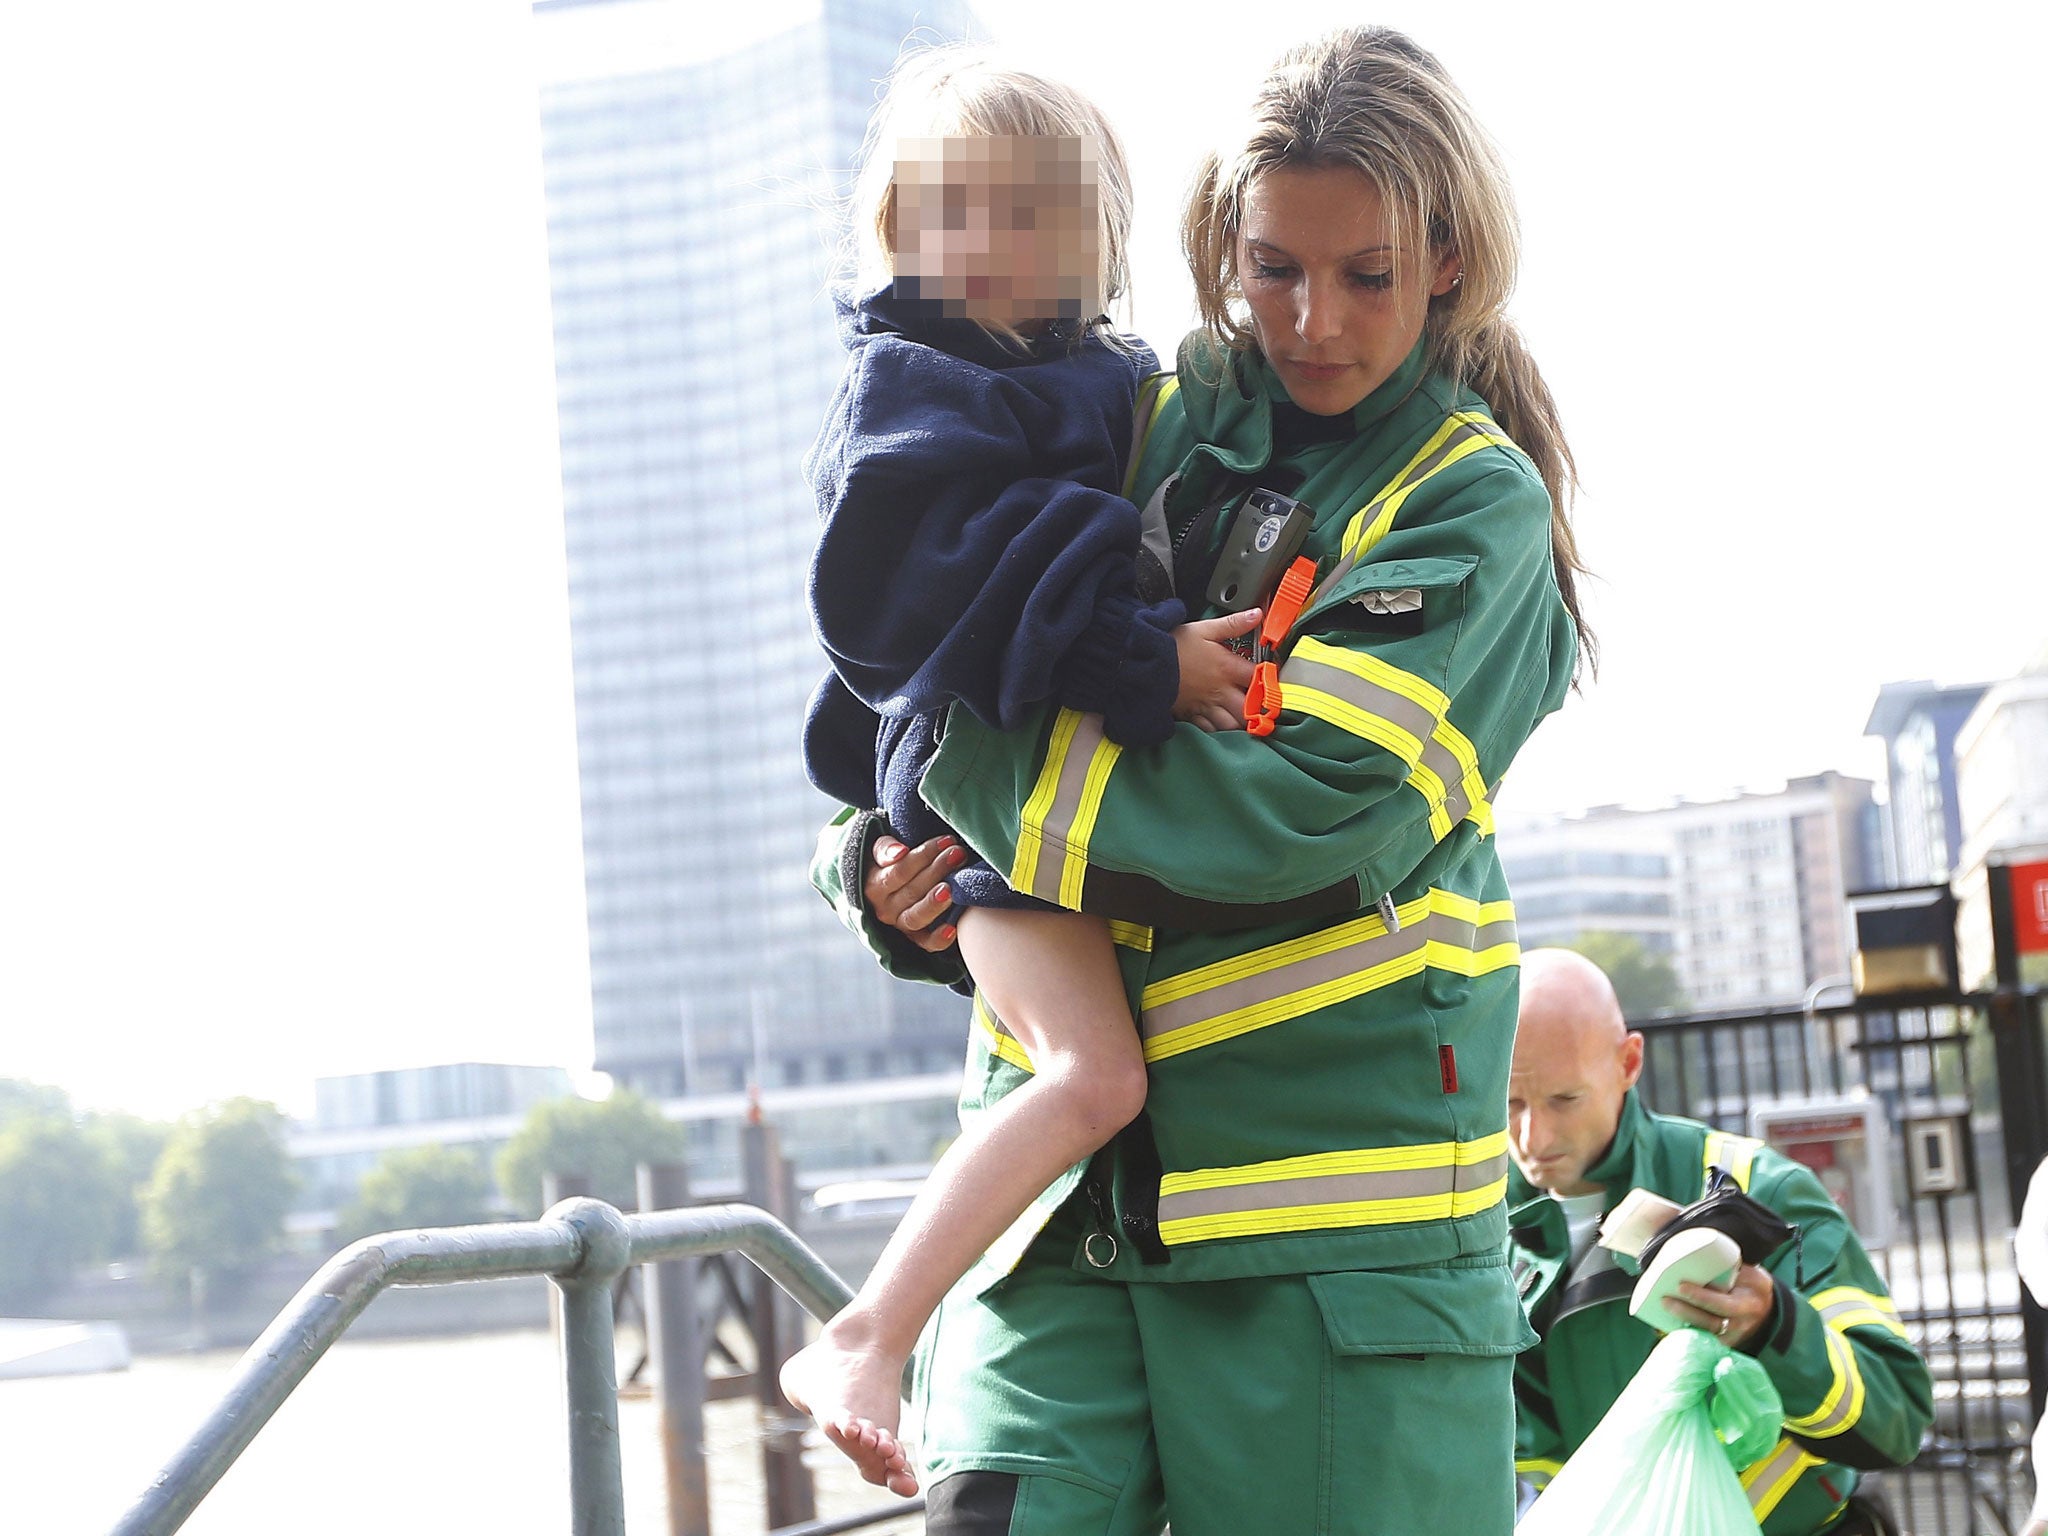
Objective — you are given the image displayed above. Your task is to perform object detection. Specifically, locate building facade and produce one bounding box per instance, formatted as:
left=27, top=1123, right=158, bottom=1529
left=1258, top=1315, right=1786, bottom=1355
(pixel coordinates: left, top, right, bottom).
left=1952, top=644, right=2048, bottom=985
left=1498, top=772, right=1881, bottom=1013
left=534, top=0, right=978, bottom=1097
left=1862, top=679, right=1988, bottom=886
left=287, top=1062, right=957, bottom=1232
left=291, top=1062, right=576, bottom=1229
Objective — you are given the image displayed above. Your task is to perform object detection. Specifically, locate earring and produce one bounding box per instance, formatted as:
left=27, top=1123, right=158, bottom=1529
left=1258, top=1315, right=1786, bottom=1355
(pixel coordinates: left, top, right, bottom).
left=1451, top=269, right=1465, bottom=287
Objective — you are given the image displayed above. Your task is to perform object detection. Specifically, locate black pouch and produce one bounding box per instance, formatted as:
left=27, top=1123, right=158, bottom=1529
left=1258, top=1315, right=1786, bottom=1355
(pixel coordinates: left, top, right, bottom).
left=1636, top=1165, right=1803, bottom=1283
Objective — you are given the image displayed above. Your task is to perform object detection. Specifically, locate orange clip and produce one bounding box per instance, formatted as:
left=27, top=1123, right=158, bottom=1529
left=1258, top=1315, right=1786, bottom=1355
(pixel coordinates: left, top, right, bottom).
left=1259, top=557, right=1318, bottom=654
left=1245, top=661, right=1281, bottom=737
left=1243, top=557, right=1318, bottom=736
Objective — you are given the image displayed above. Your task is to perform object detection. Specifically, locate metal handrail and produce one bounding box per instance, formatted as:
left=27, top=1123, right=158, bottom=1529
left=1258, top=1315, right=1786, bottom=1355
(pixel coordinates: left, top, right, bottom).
left=110, top=1199, right=855, bottom=1536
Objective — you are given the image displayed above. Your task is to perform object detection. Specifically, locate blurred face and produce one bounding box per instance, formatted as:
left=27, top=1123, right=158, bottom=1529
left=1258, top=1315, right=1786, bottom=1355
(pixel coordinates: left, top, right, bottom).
left=1506, top=1022, right=1643, bottom=1198
left=891, top=135, right=1102, bottom=326
left=1236, top=164, right=1458, bottom=416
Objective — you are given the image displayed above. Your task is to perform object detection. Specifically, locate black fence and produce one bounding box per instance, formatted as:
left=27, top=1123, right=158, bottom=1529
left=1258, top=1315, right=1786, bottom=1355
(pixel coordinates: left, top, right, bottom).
left=1632, top=989, right=2047, bottom=1536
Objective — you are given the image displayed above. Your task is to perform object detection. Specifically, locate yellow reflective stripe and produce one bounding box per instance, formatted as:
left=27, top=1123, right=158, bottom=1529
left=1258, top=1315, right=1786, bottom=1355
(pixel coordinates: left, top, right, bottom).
left=1137, top=890, right=1517, bottom=1063
left=971, top=995, right=1035, bottom=1073
left=1742, top=1436, right=1822, bottom=1519
left=1142, top=892, right=1425, bottom=1006
left=1164, top=1131, right=1510, bottom=1194
left=1516, top=1458, right=1562, bottom=1488
left=1785, top=1323, right=1868, bottom=1438
left=1010, top=708, right=1081, bottom=897
left=1336, top=412, right=1514, bottom=565
left=1156, top=1132, right=1511, bottom=1245
left=1008, top=710, right=1117, bottom=907
left=1282, top=637, right=1491, bottom=837
left=1107, top=920, right=1153, bottom=951
left=1703, top=1130, right=1761, bottom=1192
left=1337, top=415, right=1461, bottom=560
left=1060, top=730, right=1122, bottom=908
left=1292, top=634, right=1451, bottom=716
left=1121, top=375, right=1180, bottom=499
left=1282, top=682, right=1427, bottom=764
left=1433, top=715, right=1488, bottom=830
left=1427, top=938, right=1524, bottom=976
left=1812, top=1286, right=1909, bottom=1341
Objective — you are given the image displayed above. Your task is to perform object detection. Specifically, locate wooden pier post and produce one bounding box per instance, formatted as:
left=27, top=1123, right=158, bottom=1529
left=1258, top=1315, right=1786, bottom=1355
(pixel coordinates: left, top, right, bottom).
left=639, top=1159, right=712, bottom=1536
left=742, top=1114, right=816, bottom=1529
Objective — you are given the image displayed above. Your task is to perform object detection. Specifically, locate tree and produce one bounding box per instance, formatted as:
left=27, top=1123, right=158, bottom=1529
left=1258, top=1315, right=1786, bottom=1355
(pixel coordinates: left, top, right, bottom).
left=0, top=1078, right=72, bottom=1127
left=496, top=1090, right=683, bottom=1215
left=84, top=1111, right=172, bottom=1261
left=1567, top=931, right=1689, bottom=1019
left=336, top=1143, right=496, bottom=1245
left=0, top=1115, right=115, bottom=1303
left=141, top=1098, right=296, bottom=1288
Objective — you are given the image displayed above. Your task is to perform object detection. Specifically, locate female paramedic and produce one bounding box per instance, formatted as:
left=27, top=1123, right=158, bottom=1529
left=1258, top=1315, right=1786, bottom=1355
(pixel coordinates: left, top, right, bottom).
left=812, top=24, right=1590, bottom=1536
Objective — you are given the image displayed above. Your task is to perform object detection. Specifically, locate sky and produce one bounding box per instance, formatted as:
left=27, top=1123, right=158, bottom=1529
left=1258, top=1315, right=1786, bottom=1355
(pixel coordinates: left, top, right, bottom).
left=2, top=1, right=2043, bottom=1121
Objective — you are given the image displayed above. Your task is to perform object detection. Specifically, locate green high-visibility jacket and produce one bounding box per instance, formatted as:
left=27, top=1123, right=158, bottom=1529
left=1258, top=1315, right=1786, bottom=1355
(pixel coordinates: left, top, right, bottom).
left=813, top=331, right=1575, bottom=1325
left=1509, top=1091, right=1934, bottom=1535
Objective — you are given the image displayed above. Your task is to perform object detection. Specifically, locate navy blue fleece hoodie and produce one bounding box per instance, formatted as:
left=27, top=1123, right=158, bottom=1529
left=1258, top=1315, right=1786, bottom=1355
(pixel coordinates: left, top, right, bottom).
left=802, top=286, right=1182, bottom=821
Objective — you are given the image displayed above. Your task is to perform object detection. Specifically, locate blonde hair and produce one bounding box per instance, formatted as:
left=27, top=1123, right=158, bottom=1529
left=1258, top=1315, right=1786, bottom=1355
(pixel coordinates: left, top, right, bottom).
left=1182, top=25, right=1594, bottom=673
left=848, top=45, right=1134, bottom=331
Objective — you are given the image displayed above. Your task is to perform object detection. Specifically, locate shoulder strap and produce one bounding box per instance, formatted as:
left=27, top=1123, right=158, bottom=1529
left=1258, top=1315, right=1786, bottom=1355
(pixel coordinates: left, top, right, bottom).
left=1121, top=373, right=1180, bottom=499
left=1125, top=374, right=1181, bottom=605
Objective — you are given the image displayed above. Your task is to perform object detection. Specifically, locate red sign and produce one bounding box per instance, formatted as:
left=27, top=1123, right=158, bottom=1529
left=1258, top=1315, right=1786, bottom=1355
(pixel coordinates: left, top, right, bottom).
left=2014, top=861, right=2048, bottom=955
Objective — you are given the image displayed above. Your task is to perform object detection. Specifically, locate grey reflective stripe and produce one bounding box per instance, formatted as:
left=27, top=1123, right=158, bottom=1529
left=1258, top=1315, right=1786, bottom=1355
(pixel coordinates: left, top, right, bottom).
left=1139, top=910, right=1518, bottom=1042
left=1745, top=1440, right=1809, bottom=1510
left=1274, top=648, right=1489, bottom=833
left=1017, top=713, right=1108, bottom=902
left=1158, top=1149, right=1510, bottom=1227
left=1818, top=1295, right=1898, bottom=1330
left=1418, top=735, right=1474, bottom=824
left=1143, top=925, right=1426, bottom=1040
left=1797, top=1335, right=1863, bottom=1436
left=1278, top=653, right=1438, bottom=759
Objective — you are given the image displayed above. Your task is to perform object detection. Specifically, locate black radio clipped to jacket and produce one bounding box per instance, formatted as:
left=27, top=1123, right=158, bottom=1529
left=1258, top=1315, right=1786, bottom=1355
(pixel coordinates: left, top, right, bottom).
left=1205, top=488, right=1314, bottom=613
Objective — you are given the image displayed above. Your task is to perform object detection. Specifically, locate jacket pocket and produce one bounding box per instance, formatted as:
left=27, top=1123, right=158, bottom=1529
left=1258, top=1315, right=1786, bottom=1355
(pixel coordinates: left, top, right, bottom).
left=1308, top=1258, right=1537, bottom=1358
left=1305, top=554, right=1477, bottom=641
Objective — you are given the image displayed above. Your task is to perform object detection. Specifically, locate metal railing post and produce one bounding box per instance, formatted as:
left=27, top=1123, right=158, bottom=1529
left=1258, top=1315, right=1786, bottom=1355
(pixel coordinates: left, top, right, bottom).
left=549, top=1199, right=635, bottom=1536
left=107, top=1202, right=860, bottom=1536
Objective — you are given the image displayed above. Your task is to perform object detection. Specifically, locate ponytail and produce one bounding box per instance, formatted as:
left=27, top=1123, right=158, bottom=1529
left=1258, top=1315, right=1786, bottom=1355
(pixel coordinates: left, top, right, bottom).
left=1450, top=315, right=1596, bottom=680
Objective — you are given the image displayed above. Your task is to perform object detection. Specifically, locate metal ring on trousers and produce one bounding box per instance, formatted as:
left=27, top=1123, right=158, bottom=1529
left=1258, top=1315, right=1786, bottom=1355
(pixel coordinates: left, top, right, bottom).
left=1083, top=1231, right=1117, bottom=1268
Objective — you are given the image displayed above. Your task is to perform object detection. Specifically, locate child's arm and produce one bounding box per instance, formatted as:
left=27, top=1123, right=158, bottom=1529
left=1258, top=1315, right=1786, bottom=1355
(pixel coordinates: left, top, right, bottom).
left=807, top=336, right=1188, bottom=747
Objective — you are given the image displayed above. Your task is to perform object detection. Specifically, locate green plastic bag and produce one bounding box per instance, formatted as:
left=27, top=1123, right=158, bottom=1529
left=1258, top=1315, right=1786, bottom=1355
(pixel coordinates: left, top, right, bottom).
left=1519, top=1329, right=1783, bottom=1535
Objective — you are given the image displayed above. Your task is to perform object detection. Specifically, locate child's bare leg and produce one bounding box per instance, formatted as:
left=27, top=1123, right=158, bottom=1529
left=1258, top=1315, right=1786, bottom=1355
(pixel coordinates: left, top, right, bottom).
left=780, top=906, right=1146, bottom=1496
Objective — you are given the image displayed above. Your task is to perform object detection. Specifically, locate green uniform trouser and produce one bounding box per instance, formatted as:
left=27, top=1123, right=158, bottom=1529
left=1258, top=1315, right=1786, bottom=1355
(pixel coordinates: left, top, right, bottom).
left=915, top=1206, right=1519, bottom=1536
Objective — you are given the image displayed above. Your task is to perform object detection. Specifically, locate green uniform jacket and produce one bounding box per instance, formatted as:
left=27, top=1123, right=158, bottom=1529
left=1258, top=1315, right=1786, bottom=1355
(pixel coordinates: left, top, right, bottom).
left=1509, top=1091, right=1934, bottom=1534
left=815, top=333, right=1574, bottom=1342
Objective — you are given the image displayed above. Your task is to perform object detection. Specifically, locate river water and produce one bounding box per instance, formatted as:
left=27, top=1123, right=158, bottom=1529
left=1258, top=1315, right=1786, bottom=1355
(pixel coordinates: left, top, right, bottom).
left=1, top=1330, right=924, bottom=1535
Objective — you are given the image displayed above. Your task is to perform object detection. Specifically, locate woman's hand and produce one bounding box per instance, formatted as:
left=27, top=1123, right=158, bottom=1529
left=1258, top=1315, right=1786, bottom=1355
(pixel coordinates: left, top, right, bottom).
left=865, top=832, right=968, bottom=950
left=1173, top=609, right=1262, bottom=733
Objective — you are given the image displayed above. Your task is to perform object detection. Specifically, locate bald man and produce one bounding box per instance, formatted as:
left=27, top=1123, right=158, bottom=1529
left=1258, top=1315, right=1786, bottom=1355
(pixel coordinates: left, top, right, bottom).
left=1506, top=950, right=1931, bottom=1536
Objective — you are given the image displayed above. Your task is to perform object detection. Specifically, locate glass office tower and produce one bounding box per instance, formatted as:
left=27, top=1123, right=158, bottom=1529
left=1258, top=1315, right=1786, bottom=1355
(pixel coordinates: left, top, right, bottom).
left=536, top=0, right=978, bottom=1096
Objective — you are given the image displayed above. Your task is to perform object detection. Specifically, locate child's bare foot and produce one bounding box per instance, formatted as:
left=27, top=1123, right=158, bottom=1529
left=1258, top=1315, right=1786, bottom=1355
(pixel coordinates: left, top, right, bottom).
left=780, top=1327, right=919, bottom=1497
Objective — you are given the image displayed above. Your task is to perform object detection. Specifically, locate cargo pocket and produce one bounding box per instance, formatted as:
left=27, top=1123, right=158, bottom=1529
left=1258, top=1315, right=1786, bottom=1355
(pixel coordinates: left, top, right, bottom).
left=1308, top=1256, right=1537, bottom=1357
left=1308, top=1261, right=1531, bottom=1536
